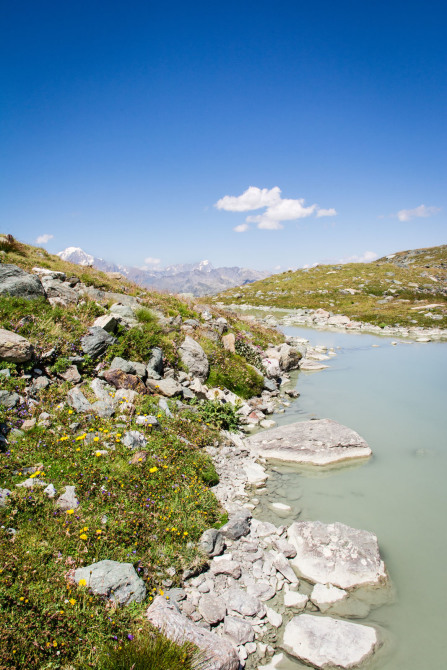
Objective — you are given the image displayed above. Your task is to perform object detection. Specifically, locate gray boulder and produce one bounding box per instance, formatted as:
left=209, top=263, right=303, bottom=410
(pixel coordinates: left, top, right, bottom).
left=147, top=596, right=239, bottom=670
left=81, top=327, right=116, bottom=358
left=122, top=430, right=147, bottom=450
left=0, top=329, right=33, bottom=363
left=0, top=264, right=45, bottom=299
left=282, top=614, right=380, bottom=669
left=0, top=390, right=20, bottom=408
left=224, top=587, right=264, bottom=617
left=179, top=336, right=209, bottom=382
left=245, top=418, right=372, bottom=466
left=67, top=387, right=92, bottom=413
left=41, top=276, right=78, bottom=303
left=74, top=559, right=146, bottom=605
left=110, top=303, right=136, bottom=319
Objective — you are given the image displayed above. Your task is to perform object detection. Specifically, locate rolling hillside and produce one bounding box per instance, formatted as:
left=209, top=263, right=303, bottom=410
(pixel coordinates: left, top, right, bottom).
left=215, top=245, right=447, bottom=329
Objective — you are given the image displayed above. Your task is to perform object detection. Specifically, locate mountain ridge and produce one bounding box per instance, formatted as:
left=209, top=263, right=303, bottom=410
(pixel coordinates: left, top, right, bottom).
left=57, top=247, right=269, bottom=296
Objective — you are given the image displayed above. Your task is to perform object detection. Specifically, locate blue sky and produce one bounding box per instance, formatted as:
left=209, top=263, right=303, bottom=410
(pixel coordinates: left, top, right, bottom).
left=1, top=0, right=446, bottom=271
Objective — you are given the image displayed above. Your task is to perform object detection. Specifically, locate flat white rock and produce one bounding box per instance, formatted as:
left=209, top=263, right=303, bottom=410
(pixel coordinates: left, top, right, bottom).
left=245, top=419, right=372, bottom=466
left=288, top=521, right=388, bottom=590
left=282, top=614, right=379, bottom=669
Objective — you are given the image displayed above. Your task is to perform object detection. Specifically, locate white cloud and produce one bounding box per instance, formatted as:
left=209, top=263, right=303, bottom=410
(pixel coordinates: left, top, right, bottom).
left=316, top=208, right=337, bottom=218
left=215, top=186, right=281, bottom=212
left=35, top=234, right=53, bottom=244
left=144, top=257, right=161, bottom=265
left=234, top=223, right=250, bottom=233
left=396, top=204, right=441, bottom=222
left=215, top=186, right=336, bottom=231
left=339, top=250, right=378, bottom=264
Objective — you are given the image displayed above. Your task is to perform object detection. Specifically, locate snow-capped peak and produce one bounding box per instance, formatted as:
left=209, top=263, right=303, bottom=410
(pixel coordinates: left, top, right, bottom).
left=57, top=247, right=95, bottom=266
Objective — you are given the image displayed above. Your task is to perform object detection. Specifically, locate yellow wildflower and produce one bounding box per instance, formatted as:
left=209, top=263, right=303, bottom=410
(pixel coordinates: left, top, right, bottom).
left=78, top=578, right=87, bottom=587
left=79, top=533, right=88, bottom=540
left=66, top=509, right=74, bottom=515
left=149, top=466, right=158, bottom=473
left=69, top=598, right=76, bottom=605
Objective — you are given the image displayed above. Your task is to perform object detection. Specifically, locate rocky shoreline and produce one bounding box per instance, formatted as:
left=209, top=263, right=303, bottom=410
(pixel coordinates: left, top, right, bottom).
left=221, top=302, right=447, bottom=342
left=155, top=345, right=393, bottom=670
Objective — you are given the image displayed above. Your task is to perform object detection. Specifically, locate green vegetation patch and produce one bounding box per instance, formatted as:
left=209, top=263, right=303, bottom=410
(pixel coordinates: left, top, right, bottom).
left=202, top=338, right=264, bottom=399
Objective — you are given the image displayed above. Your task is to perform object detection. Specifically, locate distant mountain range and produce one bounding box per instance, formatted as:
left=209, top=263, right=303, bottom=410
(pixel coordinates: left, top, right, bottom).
left=57, top=247, right=269, bottom=296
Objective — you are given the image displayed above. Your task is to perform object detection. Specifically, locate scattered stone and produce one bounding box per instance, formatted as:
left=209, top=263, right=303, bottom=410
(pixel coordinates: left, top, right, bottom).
left=0, top=489, right=11, bottom=506
left=224, top=588, right=264, bottom=617
left=245, top=419, right=372, bottom=466
left=59, top=365, right=82, bottom=384
left=243, top=462, right=269, bottom=487
left=122, top=430, right=147, bottom=450
left=21, top=418, right=36, bottom=430
left=146, top=347, right=164, bottom=379
left=223, top=615, right=255, bottom=644
left=44, top=483, right=56, bottom=498
left=199, top=593, right=227, bottom=624
left=56, top=485, right=79, bottom=511
left=103, top=368, right=147, bottom=394
left=220, top=509, right=251, bottom=540
left=211, top=559, right=242, bottom=579
left=199, top=528, right=225, bottom=557
left=260, top=419, right=276, bottom=429
left=270, top=502, right=292, bottom=514
left=135, top=414, right=159, bottom=427
left=272, top=552, right=298, bottom=583
left=74, top=560, right=146, bottom=605
left=81, top=327, right=116, bottom=358
left=147, top=596, right=239, bottom=670
left=265, top=605, right=282, bottom=628
left=282, top=614, right=379, bottom=669
left=110, top=356, right=136, bottom=374
left=0, top=329, right=34, bottom=363
left=283, top=590, right=308, bottom=609
left=147, top=377, right=183, bottom=397
left=179, top=336, right=209, bottom=382
left=41, top=276, right=78, bottom=303
left=158, top=397, right=173, bottom=417
left=93, top=314, right=118, bottom=332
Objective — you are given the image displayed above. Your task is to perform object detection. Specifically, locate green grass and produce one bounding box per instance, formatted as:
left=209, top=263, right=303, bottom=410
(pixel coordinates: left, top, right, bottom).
left=98, top=625, right=209, bottom=670
left=216, top=244, right=447, bottom=329
left=202, top=338, right=264, bottom=399
left=0, top=378, right=222, bottom=669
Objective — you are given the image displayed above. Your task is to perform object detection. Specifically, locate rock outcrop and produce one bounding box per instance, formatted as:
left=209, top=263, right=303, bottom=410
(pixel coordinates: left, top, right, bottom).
left=147, top=596, right=239, bottom=670
left=0, top=329, right=34, bottom=363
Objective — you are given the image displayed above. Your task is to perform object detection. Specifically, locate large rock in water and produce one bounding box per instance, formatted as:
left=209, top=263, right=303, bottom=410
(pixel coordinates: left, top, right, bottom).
left=282, top=614, right=379, bottom=669
left=0, top=329, right=33, bottom=363
left=74, top=560, right=146, bottom=605
left=147, top=596, right=239, bottom=670
left=0, top=264, right=45, bottom=299
left=244, top=419, right=371, bottom=466
left=179, top=336, right=209, bottom=382
left=287, top=521, right=389, bottom=591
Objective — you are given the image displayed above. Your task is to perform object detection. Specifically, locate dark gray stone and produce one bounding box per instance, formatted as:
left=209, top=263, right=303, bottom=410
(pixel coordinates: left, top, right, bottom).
left=220, top=509, right=251, bottom=540
left=199, top=529, right=226, bottom=557
left=81, top=327, right=116, bottom=358
left=0, top=264, right=45, bottom=299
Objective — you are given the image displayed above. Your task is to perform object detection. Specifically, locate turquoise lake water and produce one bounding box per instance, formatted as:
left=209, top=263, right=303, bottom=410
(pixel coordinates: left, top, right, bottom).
left=256, top=327, right=447, bottom=669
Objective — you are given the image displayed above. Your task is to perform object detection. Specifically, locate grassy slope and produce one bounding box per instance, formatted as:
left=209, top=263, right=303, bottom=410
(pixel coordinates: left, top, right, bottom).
left=0, top=238, right=282, bottom=669
left=215, top=244, right=447, bottom=329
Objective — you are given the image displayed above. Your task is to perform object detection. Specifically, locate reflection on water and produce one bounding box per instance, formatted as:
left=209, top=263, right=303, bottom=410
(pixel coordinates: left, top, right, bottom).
left=255, top=327, right=447, bottom=669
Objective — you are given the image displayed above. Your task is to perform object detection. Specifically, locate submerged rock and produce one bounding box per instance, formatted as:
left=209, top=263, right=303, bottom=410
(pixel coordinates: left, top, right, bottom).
left=287, top=521, right=389, bottom=592
left=245, top=418, right=372, bottom=466
left=282, top=614, right=379, bottom=669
